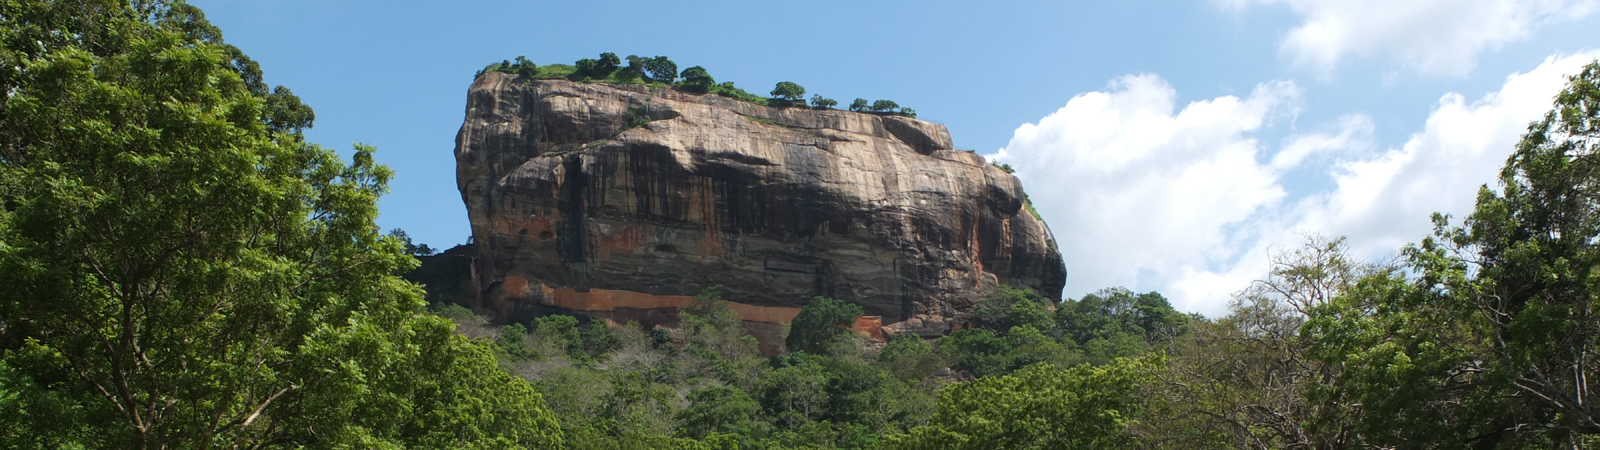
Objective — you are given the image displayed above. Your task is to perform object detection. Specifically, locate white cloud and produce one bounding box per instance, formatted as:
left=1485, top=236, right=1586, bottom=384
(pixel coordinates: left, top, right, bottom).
left=991, top=74, right=1306, bottom=314
left=1223, top=0, right=1596, bottom=76
left=995, top=51, right=1600, bottom=316
left=1285, top=51, right=1600, bottom=259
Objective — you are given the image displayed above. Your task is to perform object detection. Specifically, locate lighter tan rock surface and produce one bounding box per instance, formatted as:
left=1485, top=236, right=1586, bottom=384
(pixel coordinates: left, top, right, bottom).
left=455, top=72, right=1065, bottom=337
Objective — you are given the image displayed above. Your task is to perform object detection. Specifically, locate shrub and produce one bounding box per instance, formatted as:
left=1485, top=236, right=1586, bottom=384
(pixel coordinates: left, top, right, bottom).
left=711, top=81, right=769, bottom=106
left=536, top=63, right=576, bottom=79
left=497, top=323, right=540, bottom=361
left=623, top=105, right=651, bottom=130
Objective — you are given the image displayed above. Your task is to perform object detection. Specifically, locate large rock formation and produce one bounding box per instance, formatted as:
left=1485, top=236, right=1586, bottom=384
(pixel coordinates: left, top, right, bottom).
left=455, top=72, right=1064, bottom=339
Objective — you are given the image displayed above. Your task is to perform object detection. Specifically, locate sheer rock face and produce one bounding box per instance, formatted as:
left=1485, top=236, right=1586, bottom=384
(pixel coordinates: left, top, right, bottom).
left=455, top=73, right=1064, bottom=337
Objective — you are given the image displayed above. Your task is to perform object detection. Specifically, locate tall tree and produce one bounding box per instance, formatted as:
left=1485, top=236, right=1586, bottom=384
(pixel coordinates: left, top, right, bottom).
left=0, top=1, right=562, bottom=447
left=1152, top=237, right=1371, bottom=449
left=1305, top=61, right=1600, bottom=448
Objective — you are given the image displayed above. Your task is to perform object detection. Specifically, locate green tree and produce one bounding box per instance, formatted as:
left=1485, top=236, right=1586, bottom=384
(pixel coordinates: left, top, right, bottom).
left=786, top=297, right=864, bottom=355
left=1146, top=236, right=1371, bottom=449
left=571, top=58, right=599, bottom=81
left=625, top=54, right=646, bottom=76
left=0, top=1, right=562, bottom=447
left=973, top=285, right=1056, bottom=335
left=898, top=107, right=916, bottom=118
left=388, top=228, right=436, bottom=256
left=1305, top=61, right=1600, bottom=447
left=810, top=94, right=838, bottom=110
left=496, top=323, right=540, bottom=361
left=580, top=319, right=622, bottom=359
left=596, top=52, right=621, bottom=77
left=823, top=360, right=917, bottom=432
left=935, top=329, right=1013, bottom=378
left=849, top=98, right=869, bottom=112
left=677, top=386, right=760, bottom=440
left=870, top=100, right=899, bottom=113
left=678, top=66, right=715, bottom=94
left=513, top=55, right=537, bottom=78
left=759, top=355, right=832, bottom=430
left=879, top=356, right=1160, bottom=450
left=644, top=56, right=678, bottom=83
left=1057, top=287, right=1185, bottom=349
left=681, top=286, right=760, bottom=362
left=771, top=81, right=806, bottom=101
left=875, top=336, right=944, bottom=381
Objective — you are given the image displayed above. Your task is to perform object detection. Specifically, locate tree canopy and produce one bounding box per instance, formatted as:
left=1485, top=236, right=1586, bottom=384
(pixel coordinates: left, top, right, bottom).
left=644, top=56, right=678, bottom=83
left=785, top=297, right=863, bottom=355
left=811, top=94, right=838, bottom=110
left=771, top=81, right=806, bottom=101
left=679, top=65, right=715, bottom=94
left=0, top=1, right=561, bottom=447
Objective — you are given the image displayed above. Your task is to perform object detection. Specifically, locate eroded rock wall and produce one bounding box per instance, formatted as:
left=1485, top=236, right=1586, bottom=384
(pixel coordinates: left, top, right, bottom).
left=455, top=72, right=1065, bottom=338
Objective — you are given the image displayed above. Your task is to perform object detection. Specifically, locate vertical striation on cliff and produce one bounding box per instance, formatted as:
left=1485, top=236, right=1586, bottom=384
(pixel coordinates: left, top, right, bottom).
left=455, top=72, right=1065, bottom=338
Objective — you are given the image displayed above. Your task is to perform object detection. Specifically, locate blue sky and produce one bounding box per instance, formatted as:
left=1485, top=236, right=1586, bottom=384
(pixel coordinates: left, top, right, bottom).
left=192, top=0, right=1600, bottom=315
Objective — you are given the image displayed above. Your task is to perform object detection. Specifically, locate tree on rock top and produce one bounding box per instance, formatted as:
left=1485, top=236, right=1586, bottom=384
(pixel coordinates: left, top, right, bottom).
left=644, top=56, right=678, bottom=83
left=679, top=66, right=715, bottom=93
left=771, top=81, right=806, bottom=101
left=810, top=94, right=838, bottom=110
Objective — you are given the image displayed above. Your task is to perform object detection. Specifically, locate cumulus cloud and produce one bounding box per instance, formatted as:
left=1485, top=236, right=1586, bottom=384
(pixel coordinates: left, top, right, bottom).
left=1222, top=0, right=1595, bottom=76
left=1284, top=51, right=1600, bottom=260
left=990, top=74, right=1307, bottom=314
left=994, top=51, right=1600, bottom=316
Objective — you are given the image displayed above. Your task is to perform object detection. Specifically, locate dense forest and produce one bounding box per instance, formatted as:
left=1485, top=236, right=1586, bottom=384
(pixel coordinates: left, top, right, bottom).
left=2, top=1, right=1599, bottom=449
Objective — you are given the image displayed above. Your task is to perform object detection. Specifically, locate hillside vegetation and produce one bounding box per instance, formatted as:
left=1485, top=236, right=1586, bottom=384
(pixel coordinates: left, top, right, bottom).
left=3, top=1, right=1600, bottom=449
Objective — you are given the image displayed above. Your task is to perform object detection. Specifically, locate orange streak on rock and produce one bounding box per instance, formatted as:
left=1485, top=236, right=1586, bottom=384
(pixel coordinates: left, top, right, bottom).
left=534, top=284, right=802, bottom=324
left=853, top=316, right=885, bottom=341
left=727, top=302, right=802, bottom=323
left=692, top=178, right=724, bottom=257
left=593, top=223, right=645, bottom=262
left=503, top=275, right=529, bottom=299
